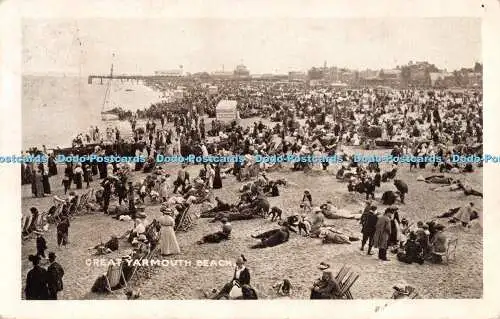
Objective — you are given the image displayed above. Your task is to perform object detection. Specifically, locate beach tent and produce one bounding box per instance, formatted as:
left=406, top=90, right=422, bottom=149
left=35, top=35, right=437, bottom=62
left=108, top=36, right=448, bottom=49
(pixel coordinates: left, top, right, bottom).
left=208, top=86, right=218, bottom=95
left=331, top=82, right=348, bottom=88
left=216, top=100, right=239, bottom=123
left=173, top=89, right=184, bottom=100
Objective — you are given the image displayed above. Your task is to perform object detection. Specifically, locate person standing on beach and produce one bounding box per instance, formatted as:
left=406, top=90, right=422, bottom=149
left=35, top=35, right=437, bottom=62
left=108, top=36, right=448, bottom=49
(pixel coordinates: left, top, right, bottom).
left=360, top=206, right=378, bottom=255
left=33, top=168, right=44, bottom=198
left=213, top=164, right=222, bottom=189
left=73, top=163, right=83, bottom=189
left=47, top=252, right=64, bottom=300
left=158, top=207, right=181, bottom=256
left=373, top=209, right=393, bottom=261
left=62, top=163, right=72, bottom=194
left=56, top=216, right=70, bottom=248
left=35, top=232, right=47, bottom=259
left=102, top=178, right=112, bottom=214
left=40, top=162, right=51, bottom=194
left=25, top=255, right=49, bottom=300
left=127, top=181, right=137, bottom=219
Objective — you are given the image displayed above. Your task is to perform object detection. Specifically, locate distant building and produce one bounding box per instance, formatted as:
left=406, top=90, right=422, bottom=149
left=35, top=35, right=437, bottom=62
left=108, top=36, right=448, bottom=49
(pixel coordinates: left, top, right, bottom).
left=468, top=72, right=482, bottom=88
left=211, top=71, right=234, bottom=78
left=234, top=64, right=250, bottom=78
left=288, top=71, right=307, bottom=82
left=359, top=69, right=378, bottom=79
left=378, top=69, right=401, bottom=86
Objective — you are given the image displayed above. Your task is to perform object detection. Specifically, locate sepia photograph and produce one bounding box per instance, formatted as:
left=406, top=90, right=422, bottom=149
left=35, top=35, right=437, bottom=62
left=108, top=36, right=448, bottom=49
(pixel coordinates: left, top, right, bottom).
left=18, top=16, right=484, bottom=301
left=2, top=0, right=500, bottom=318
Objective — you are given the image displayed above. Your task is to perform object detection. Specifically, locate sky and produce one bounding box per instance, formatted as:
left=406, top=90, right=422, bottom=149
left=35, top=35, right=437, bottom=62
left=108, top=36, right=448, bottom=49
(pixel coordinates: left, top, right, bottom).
left=22, top=17, right=481, bottom=76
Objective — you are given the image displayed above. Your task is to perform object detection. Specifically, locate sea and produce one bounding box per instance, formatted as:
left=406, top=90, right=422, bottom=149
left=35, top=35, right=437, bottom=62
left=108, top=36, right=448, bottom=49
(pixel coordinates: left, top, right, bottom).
left=22, top=75, right=164, bottom=150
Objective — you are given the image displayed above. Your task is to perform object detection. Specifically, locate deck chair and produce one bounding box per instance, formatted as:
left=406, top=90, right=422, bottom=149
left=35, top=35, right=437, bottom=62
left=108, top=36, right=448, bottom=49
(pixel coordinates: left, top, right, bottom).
left=104, top=261, right=128, bottom=292
left=76, top=192, right=88, bottom=212
left=129, top=245, right=160, bottom=283
left=333, top=266, right=360, bottom=299
left=77, top=190, right=93, bottom=214
left=48, top=203, right=64, bottom=224
left=435, top=237, right=458, bottom=265
left=175, top=204, right=192, bottom=232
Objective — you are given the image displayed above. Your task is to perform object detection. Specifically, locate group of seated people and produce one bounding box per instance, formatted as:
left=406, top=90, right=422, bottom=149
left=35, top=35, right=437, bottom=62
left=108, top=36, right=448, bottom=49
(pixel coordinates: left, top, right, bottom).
left=396, top=221, right=451, bottom=264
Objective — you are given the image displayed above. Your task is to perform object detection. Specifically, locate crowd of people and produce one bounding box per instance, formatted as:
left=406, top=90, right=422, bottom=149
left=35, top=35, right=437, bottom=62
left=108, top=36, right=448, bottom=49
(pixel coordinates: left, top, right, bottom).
left=22, top=79, right=482, bottom=299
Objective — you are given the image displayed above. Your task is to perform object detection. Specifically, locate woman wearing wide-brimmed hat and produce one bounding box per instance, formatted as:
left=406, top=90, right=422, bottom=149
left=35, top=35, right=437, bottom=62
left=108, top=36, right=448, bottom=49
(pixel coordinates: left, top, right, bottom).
left=158, top=206, right=180, bottom=256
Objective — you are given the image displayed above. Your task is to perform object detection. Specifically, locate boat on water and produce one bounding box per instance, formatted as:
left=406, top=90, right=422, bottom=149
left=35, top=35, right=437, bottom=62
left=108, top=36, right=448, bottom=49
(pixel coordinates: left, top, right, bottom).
left=100, top=61, right=120, bottom=121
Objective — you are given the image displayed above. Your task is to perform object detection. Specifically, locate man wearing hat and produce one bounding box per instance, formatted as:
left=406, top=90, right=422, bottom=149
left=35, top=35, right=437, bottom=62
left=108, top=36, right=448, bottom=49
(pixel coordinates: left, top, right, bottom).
left=35, top=231, right=47, bottom=259
left=173, top=164, right=190, bottom=194
left=47, top=252, right=64, bottom=299
left=127, top=181, right=137, bottom=219
left=360, top=206, right=378, bottom=255
left=310, top=269, right=340, bottom=299
left=373, top=208, right=393, bottom=261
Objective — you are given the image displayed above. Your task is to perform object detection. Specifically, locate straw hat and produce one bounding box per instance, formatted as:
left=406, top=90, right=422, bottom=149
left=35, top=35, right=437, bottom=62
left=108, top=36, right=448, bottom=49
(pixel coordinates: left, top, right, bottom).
left=318, top=262, right=330, bottom=271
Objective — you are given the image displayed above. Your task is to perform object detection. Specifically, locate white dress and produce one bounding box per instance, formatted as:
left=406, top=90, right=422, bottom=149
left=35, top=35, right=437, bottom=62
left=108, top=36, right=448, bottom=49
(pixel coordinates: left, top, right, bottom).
left=158, top=215, right=181, bottom=255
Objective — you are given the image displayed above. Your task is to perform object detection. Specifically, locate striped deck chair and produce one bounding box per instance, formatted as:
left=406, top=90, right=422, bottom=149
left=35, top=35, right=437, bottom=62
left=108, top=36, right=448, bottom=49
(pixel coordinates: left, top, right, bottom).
left=76, top=189, right=93, bottom=214
left=47, top=203, right=64, bottom=224
left=104, top=261, right=128, bottom=292
left=175, top=204, right=193, bottom=232
left=434, top=237, right=458, bottom=265
left=333, top=265, right=360, bottom=299
left=129, top=245, right=160, bottom=283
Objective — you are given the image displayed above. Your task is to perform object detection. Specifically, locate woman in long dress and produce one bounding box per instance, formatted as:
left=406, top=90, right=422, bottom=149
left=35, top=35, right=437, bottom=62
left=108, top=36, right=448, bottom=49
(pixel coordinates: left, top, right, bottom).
left=73, top=163, right=83, bottom=189
left=159, top=177, right=169, bottom=202
left=158, top=207, right=180, bottom=256
left=213, top=164, right=222, bottom=189
left=41, top=163, right=51, bottom=194
left=33, top=169, right=44, bottom=198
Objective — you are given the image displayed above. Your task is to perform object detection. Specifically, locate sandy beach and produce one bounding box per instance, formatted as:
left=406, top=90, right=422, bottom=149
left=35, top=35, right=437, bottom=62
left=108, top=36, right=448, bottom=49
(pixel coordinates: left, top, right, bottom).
left=20, top=142, right=483, bottom=299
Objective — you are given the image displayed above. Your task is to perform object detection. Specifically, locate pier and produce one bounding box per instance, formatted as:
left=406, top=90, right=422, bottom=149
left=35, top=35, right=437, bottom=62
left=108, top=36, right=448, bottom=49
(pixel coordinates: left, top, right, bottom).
left=87, top=74, right=185, bottom=85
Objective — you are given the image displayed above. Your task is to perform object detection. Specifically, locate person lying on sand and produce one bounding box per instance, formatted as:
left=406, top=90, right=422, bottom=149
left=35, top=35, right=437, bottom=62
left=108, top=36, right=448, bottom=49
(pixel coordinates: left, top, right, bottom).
left=320, top=202, right=362, bottom=220
left=197, top=218, right=232, bottom=244
left=319, top=227, right=360, bottom=244
left=200, top=197, right=232, bottom=218
left=250, top=224, right=290, bottom=249
left=424, top=175, right=454, bottom=185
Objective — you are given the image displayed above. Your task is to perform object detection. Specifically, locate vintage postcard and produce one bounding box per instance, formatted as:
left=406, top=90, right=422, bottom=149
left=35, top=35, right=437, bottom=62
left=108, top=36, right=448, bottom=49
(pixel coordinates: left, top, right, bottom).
left=0, top=0, right=499, bottom=318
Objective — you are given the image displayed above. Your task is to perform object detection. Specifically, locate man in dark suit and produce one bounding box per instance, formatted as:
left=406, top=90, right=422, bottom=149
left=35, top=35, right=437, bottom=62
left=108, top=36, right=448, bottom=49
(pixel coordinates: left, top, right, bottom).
left=47, top=252, right=64, bottom=300
left=360, top=206, right=378, bottom=255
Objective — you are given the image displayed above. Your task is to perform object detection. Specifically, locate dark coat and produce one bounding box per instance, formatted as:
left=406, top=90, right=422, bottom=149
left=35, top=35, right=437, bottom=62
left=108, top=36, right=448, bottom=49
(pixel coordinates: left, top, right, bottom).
left=361, top=212, right=378, bottom=235
left=36, top=236, right=47, bottom=252
left=262, top=229, right=289, bottom=247
left=373, top=215, right=392, bottom=249
left=47, top=261, right=65, bottom=295
left=25, top=266, right=49, bottom=300
left=394, top=179, right=408, bottom=194
left=381, top=191, right=397, bottom=205
left=233, top=267, right=251, bottom=286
